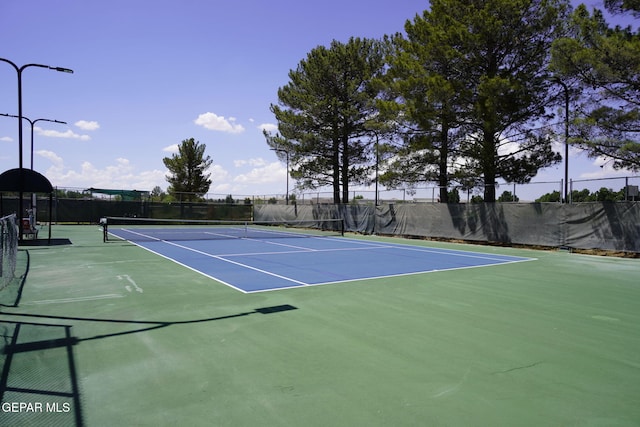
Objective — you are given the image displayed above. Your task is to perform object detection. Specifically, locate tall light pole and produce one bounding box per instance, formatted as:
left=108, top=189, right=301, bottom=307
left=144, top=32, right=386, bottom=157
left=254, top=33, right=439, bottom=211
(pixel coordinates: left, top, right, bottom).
left=374, top=131, right=379, bottom=207
left=0, top=113, right=67, bottom=170
left=0, top=58, right=73, bottom=239
left=270, top=148, right=290, bottom=205
left=552, top=78, right=570, bottom=203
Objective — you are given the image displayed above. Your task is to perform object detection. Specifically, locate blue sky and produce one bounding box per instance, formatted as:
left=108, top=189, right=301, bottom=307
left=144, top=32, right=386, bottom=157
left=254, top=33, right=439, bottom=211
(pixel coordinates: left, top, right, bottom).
left=1, top=0, right=637, bottom=201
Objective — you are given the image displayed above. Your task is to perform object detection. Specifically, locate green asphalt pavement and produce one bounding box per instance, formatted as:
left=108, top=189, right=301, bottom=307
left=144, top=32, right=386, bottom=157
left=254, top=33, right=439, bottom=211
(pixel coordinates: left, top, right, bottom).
left=1, top=225, right=639, bottom=426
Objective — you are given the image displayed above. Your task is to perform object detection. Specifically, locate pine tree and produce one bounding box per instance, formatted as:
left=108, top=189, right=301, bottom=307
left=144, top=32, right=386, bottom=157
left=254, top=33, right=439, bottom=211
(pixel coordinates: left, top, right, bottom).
left=163, top=138, right=212, bottom=201
left=269, top=37, right=387, bottom=203
left=387, top=0, right=569, bottom=202
left=551, top=3, right=640, bottom=171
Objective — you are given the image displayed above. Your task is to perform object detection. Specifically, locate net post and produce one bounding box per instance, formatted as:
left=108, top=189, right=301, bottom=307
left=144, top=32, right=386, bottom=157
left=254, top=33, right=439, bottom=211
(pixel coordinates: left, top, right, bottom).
left=100, top=217, right=108, bottom=242
left=340, top=218, right=345, bottom=236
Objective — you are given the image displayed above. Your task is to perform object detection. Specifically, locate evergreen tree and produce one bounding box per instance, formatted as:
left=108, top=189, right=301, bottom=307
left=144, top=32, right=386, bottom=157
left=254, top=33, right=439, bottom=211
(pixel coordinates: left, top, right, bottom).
left=150, top=186, right=166, bottom=201
left=382, top=6, right=468, bottom=203
left=269, top=37, right=387, bottom=203
left=551, top=3, right=640, bottom=171
left=454, top=0, right=569, bottom=202
left=163, top=138, right=212, bottom=201
left=381, top=0, right=568, bottom=202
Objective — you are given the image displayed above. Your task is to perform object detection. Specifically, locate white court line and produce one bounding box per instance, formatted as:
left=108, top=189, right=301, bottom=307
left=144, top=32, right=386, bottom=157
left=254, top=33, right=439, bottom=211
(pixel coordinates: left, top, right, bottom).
left=110, top=230, right=534, bottom=293
left=233, top=237, right=533, bottom=263
left=130, top=227, right=532, bottom=260
left=320, top=237, right=536, bottom=262
left=160, top=240, right=310, bottom=287
left=114, top=239, right=251, bottom=293
left=247, top=258, right=534, bottom=293
left=161, top=237, right=533, bottom=293
left=118, top=228, right=163, bottom=241
left=114, top=228, right=528, bottom=262
left=241, top=238, right=319, bottom=252
left=382, top=245, right=531, bottom=262
left=214, top=244, right=394, bottom=258
left=23, top=294, right=125, bottom=305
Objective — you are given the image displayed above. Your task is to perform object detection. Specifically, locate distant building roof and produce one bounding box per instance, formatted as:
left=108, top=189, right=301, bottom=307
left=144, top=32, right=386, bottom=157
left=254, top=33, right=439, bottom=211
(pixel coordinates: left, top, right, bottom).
left=85, top=187, right=150, bottom=201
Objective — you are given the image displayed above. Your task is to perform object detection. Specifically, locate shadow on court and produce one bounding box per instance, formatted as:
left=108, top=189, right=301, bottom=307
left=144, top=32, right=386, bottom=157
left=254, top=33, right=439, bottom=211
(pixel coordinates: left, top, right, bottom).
left=0, top=250, right=29, bottom=309
left=18, top=238, right=73, bottom=247
left=0, top=305, right=296, bottom=427
left=0, top=321, right=83, bottom=427
left=2, top=304, right=297, bottom=342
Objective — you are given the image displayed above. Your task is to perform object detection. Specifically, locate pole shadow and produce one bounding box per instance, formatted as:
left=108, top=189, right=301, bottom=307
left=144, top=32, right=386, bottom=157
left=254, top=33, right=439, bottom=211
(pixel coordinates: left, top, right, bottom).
left=0, top=321, right=83, bottom=426
left=0, top=304, right=296, bottom=426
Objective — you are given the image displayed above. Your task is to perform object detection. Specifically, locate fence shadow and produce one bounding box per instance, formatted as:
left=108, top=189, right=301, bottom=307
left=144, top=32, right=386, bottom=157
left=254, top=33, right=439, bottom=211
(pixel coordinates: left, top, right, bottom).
left=0, top=304, right=297, bottom=426
left=0, top=250, right=29, bottom=308
left=0, top=321, right=83, bottom=426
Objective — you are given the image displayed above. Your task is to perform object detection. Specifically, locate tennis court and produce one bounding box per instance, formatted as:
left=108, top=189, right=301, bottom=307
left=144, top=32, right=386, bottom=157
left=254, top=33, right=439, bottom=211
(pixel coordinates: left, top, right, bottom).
left=1, top=224, right=639, bottom=426
left=105, top=220, right=533, bottom=292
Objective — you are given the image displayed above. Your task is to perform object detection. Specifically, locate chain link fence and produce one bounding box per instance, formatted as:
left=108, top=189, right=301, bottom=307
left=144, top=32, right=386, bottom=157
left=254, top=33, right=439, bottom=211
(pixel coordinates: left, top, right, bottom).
left=0, top=175, right=637, bottom=223
left=276, top=176, right=639, bottom=204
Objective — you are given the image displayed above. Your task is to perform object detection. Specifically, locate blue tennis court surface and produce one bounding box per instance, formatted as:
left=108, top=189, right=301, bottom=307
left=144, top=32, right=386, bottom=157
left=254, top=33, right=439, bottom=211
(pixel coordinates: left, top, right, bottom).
left=108, top=228, right=534, bottom=293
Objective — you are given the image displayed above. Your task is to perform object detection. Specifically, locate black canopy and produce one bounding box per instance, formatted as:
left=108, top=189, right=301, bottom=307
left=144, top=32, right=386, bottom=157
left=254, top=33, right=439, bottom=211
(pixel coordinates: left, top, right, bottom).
left=0, top=168, right=54, bottom=243
left=0, top=168, right=54, bottom=193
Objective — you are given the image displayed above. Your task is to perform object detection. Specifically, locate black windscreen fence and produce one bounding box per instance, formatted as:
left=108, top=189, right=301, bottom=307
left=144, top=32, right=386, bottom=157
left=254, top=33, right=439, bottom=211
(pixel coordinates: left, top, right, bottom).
left=2, top=196, right=637, bottom=252
left=0, top=197, right=253, bottom=224
left=255, top=202, right=640, bottom=253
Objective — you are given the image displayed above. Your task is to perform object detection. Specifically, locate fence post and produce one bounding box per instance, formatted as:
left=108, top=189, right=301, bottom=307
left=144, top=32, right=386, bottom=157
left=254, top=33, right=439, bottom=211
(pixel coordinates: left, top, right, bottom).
left=559, top=179, right=563, bottom=203
left=569, top=179, right=573, bottom=204
left=625, top=177, right=629, bottom=200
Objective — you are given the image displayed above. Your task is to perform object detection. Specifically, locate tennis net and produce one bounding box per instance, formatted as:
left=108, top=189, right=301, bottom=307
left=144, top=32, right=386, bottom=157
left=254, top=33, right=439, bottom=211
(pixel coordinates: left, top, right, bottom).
left=102, top=216, right=344, bottom=242
left=1, top=214, right=18, bottom=292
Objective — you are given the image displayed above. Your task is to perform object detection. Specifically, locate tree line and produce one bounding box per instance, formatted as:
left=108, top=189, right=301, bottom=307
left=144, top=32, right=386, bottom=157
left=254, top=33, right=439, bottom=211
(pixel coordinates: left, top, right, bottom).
left=162, top=0, right=638, bottom=204
left=265, top=0, right=639, bottom=203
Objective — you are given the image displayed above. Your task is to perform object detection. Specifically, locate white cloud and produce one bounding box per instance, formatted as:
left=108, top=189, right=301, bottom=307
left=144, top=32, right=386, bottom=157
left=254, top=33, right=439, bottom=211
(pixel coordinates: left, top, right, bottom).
left=36, top=150, right=64, bottom=167
left=234, top=158, right=267, bottom=168
left=30, top=150, right=287, bottom=195
left=194, top=112, right=245, bottom=134
left=35, top=127, right=91, bottom=141
left=38, top=151, right=167, bottom=190
left=162, top=144, right=179, bottom=153
left=258, top=123, right=278, bottom=134
left=211, top=182, right=233, bottom=193
left=233, top=161, right=286, bottom=185
left=550, top=134, right=582, bottom=158
left=579, top=156, right=632, bottom=180
left=75, top=120, right=100, bottom=131
left=207, top=164, right=231, bottom=182
left=497, top=140, right=521, bottom=157
left=0, top=136, right=12, bottom=142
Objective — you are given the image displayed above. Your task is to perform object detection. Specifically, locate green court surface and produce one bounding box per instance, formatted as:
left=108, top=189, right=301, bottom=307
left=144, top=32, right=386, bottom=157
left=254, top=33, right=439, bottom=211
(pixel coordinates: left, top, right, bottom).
left=1, top=225, right=639, bottom=426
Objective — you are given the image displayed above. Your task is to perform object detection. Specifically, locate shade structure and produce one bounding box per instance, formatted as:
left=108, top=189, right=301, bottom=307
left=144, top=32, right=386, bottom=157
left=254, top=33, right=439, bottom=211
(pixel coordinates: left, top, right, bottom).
left=0, top=168, right=53, bottom=243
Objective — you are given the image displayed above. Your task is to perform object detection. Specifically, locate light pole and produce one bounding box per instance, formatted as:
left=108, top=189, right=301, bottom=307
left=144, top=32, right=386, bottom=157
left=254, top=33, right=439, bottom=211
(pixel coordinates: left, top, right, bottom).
left=0, top=58, right=73, bottom=239
left=374, top=131, right=379, bottom=207
left=270, top=148, right=290, bottom=205
left=0, top=113, right=67, bottom=170
left=552, top=78, right=570, bottom=203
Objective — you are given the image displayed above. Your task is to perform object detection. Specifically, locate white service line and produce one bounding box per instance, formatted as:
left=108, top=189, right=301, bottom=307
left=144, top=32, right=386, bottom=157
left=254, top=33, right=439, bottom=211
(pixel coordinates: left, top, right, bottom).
left=241, top=237, right=318, bottom=252
left=163, top=240, right=310, bottom=286
left=324, top=237, right=536, bottom=262
left=214, top=244, right=394, bottom=258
